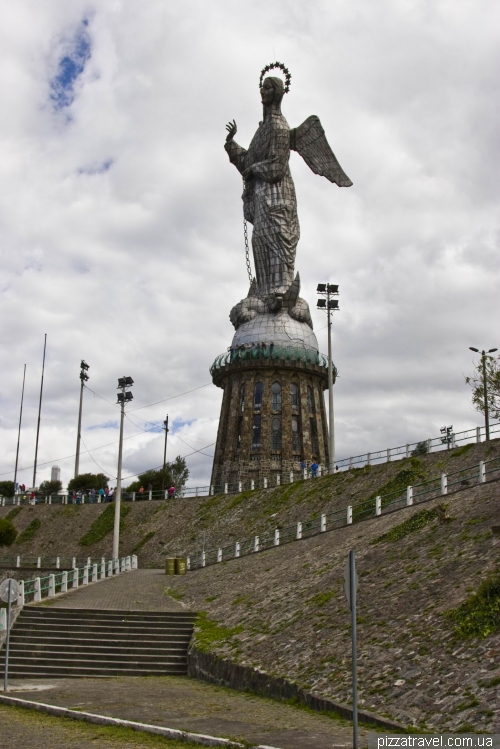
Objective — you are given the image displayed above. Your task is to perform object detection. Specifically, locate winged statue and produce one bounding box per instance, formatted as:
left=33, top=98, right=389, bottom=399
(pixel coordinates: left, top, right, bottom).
left=225, top=65, right=351, bottom=329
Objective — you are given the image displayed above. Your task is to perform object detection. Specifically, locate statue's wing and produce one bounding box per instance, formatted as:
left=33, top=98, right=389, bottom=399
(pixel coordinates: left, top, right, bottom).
left=290, top=115, right=352, bottom=187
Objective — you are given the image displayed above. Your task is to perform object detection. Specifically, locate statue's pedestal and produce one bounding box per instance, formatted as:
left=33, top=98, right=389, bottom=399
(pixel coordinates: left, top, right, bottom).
left=231, top=310, right=318, bottom=352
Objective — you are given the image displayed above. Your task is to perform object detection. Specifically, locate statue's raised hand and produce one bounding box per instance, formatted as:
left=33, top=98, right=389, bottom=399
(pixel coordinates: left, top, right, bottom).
left=225, top=120, right=237, bottom=143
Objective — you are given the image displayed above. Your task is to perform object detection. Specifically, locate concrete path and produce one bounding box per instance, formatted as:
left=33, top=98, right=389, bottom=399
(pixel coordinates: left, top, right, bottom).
left=41, top=569, right=186, bottom=611
left=6, top=675, right=365, bottom=748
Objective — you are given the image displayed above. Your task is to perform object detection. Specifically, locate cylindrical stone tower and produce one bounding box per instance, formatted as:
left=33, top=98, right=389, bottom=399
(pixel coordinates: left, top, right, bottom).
left=210, top=307, right=331, bottom=490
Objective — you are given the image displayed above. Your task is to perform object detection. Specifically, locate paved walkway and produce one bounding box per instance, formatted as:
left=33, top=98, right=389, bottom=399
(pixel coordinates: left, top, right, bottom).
left=42, top=569, right=186, bottom=611
left=6, top=675, right=365, bottom=748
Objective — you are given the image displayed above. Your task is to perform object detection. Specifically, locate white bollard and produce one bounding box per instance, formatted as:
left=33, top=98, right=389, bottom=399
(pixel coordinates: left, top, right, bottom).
left=107, top=560, right=113, bottom=576
left=37, top=557, right=41, bottom=569
left=34, top=577, right=41, bottom=602
left=276, top=474, right=281, bottom=486
left=217, top=548, right=222, bottom=562
left=235, top=542, right=240, bottom=558
left=87, top=557, right=91, bottom=567
left=303, top=468, right=307, bottom=480
left=195, top=487, right=199, bottom=497
left=17, top=580, right=25, bottom=607
left=186, top=556, right=191, bottom=570
left=72, top=557, right=76, bottom=569
left=405, top=444, right=410, bottom=458
left=441, top=473, right=448, bottom=495
left=347, top=506, right=353, bottom=525
left=61, top=572, right=67, bottom=593
left=375, top=496, right=382, bottom=516
left=92, top=564, right=98, bottom=582
left=210, top=486, right=214, bottom=496
left=56, top=557, right=60, bottom=569
left=114, top=559, right=119, bottom=575
left=274, top=528, right=280, bottom=546
left=479, top=460, right=486, bottom=484
left=407, top=486, right=413, bottom=506
left=133, top=492, right=136, bottom=502
left=126, top=556, right=131, bottom=571
left=101, top=556, right=105, bottom=568
left=476, top=426, right=481, bottom=443
left=387, top=448, right=391, bottom=462
left=320, top=514, right=326, bottom=532
left=132, top=555, right=138, bottom=570
left=238, top=481, right=242, bottom=493
left=224, top=483, right=228, bottom=494
left=72, top=569, right=79, bottom=588
left=451, top=432, right=456, bottom=448
left=254, top=535, right=259, bottom=552
left=100, top=561, right=105, bottom=580
left=97, top=495, right=101, bottom=503
left=83, top=566, right=89, bottom=585
left=201, top=550, right=206, bottom=567
left=427, top=439, right=431, bottom=454
left=263, top=477, right=268, bottom=488
left=149, top=490, right=152, bottom=501
left=367, top=453, right=371, bottom=466
left=318, top=465, right=322, bottom=477
left=48, top=496, right=52, bottom=505
left=296, top=521, right=302, bottom=540
left=120, top=558, right=125, bottom=573
left=250, top=479, right=255, bottom=490
left=290, top=471, right=293, bottom=483
left=48, top=574, right=55, bottom=597
left=16, top=556, right=20, bottom=568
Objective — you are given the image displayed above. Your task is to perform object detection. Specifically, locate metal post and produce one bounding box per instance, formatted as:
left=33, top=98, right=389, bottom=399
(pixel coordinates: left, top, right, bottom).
left=74, top=369, right=85, bottom=478
left=349, top=550, right=358, bottom=749
left=113, top=383, right=126, bottom=560
left=33, top=334, right=47, bottom=489
left=161, top=415, right=169, bottom=491
left=327, top=289, right=335, bottom=472
left=13, top=364, right=26, bottom=493
left=482, top=350, right=490, bottom=441
left=4, top=580, right=12, bottom=692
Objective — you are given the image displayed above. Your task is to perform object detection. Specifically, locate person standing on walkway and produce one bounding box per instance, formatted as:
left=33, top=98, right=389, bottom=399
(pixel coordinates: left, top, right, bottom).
left=310, top=461, right=318, bottom=478
left=98, top=487, right=105, bottom=502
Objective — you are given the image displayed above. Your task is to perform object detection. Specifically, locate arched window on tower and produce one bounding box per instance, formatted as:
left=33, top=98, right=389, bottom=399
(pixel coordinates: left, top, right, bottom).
left=307, top=385, right=315, bottom=414
left=271, top=416, right=282, bottom=450
left=252, top=414, right=262, bottom=449
left=254, top=381, right=263, bottom=411
left=271, top=381, right=282, bottom=411
left=310, top=417, right=319, bottom=455
left=292, top=416, right=301, bottom=453
left=236, top=415, right=243, bottom=450
left=239, top=383, right=246, bottom=413
left=290, top=383, right=299, bottom=410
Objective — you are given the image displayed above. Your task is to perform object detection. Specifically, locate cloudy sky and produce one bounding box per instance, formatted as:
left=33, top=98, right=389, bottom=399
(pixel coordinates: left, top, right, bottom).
left=1, top=0, right=499, bottom=490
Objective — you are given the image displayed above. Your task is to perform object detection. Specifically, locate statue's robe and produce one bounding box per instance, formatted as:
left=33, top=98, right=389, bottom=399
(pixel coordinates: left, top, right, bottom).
left=225, top=111, right=300, bottom=298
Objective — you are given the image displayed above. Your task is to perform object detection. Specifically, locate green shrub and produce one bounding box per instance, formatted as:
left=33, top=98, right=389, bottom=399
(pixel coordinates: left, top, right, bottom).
left=310, top=591, right=335, bottom=606
left=0, top=481, right=15, bottom=498
left=445, top=575, right=500, bottom=639
left=449, top=443, right=475, bottom=459
left=0, top=518, right=18, bottom=547
left=194, top=612, right=244, bottom=652
left=353, top=459, right=425, bottom=522
left=68, top=473, right=109, bottom=493
left=5, top=507, right=22, bottom=522
left=16, top=518, right=41, bottom=544
left=371, top=506, right=443, bottom=544
left=131, top=531, right=155, bottom=553
left=79, top=504, right=131, bottom=546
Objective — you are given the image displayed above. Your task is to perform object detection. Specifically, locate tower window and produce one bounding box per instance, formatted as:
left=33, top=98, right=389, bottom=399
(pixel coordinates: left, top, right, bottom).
left=252, top=414, right=261, bottom=448
left=307, top=386, right=315, bottom=414
left=239, top=383, right=245, bottom=412
left=292, top=416, right=301, bottom=452
left=290, top=383, right=299, bottom=409
left=271, top=381, right=282, bottom=411
left=310, top=417, right=319, bottom=455
left=254, top=381, right=263, bottom=411
left=271, top=416, right=282, bottom=450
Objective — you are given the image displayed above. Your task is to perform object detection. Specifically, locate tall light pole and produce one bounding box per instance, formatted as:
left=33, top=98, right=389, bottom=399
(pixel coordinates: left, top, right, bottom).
left=162, top=415, right=169, bottom=492
left=469, top=347, right=498, bottom=441
left=317, top=284, right=339, bottom=473
left=13, top=364, right=26, bottom=492
left=33, top=334, right=47, bottom=490
left=113, top=376, right=134, bottom=560
left=74, top=360, right=89, bottom=478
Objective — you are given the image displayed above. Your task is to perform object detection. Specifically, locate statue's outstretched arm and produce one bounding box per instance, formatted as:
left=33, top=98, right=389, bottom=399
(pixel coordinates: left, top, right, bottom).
left=224, top=119, right=247, bottom=176
left=290, top=115, right=352, bottom=187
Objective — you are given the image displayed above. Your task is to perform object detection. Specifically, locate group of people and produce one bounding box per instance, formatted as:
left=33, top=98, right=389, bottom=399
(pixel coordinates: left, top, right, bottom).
left=70, top=487, right=114, bottom=504
left=300, top=460, right=319, bottom=478
left=137, top=484, right=176, bottom=498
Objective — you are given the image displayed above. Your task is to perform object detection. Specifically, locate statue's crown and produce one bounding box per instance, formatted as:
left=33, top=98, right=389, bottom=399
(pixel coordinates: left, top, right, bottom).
left=259, top=62, right=291, bottom=94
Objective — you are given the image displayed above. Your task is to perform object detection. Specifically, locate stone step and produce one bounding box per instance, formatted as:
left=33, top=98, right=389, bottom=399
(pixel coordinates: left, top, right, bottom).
left=0, top=652, right=188, bottom=666
left=14, top=622, right=193, bottom=635
left=9, top=634, right=191, bottom=647
left=2, top=663, right=188, bottom=677
left=24, top=607, right=196, bottom=621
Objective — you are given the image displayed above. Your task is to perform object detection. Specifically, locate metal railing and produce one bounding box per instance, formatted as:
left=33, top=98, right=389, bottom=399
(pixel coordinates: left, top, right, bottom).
left=186, top=455, right=500, bottom=571
left=1, top=421, right=498, bottom=506
left=8, top=555, right=138, bottom=606
left=0, top=555, right=127, bottom=570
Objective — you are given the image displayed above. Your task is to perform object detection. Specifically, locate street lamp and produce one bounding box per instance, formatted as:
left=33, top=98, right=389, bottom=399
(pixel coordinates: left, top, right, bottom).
left=317, top=283, right=339, bottom=473
left=113, top=376, right=134, bottom=560
left=162, top=415, right=169, bottom=492
left=74, top=360, right=90, bottom=478
left=469, top=347, right=498, bottom=441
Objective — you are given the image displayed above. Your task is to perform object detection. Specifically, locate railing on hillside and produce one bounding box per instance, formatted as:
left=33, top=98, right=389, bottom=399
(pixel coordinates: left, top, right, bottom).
left=0, top=554, right=128, bottom=570
left=1, top=422, right=498, bottom=506
left=186, top=455, right=500, bottom=571
left=0, top=555, right=138, bottom=610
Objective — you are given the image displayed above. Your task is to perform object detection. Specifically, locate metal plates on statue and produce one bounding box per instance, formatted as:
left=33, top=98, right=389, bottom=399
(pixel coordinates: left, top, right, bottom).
left=0, top=578, right=19, bottom=603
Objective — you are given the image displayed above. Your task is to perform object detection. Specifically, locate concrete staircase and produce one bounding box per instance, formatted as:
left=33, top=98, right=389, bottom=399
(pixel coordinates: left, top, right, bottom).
left=0, top=606, right=196, bottom=678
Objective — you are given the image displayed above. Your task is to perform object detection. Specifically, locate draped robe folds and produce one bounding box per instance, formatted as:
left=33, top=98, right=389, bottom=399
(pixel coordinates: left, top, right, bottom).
left=225, top=111, right=300, bottom=298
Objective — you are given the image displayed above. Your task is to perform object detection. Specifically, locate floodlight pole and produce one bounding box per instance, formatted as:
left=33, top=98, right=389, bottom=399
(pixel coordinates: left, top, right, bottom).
left=32, top=334, right=47, bottom=490
left=326, top=287, right=335, bottom=473
left=74, top=361, right=89, bottom=479
left=162, top=415, right=169, bottom=491
left=13, top=364, right=26, bottom=493
left=113, top=376, right=133, bottom=560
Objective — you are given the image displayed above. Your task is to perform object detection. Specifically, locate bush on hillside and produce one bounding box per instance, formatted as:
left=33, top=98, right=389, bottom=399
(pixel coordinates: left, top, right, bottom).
left=411, top=441, right=429, bottom=456
left=126, top=456, right=189, bottom=493
left=38, top=480, right=62, bottom=495
left=79, top=504, right=131, bottom=547
left=0, top=518, right=18, bottom=547
left=17, top=518, right=41, bottom=544
left=68, top=473, right=109, bottom=492
left=0, top=481, right=15, bottom=498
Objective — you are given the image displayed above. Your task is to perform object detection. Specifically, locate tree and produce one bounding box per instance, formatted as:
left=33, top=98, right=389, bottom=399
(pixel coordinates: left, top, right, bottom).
left=39, top=480, right=62, bottom=495
left=0, top=481, right=14, bottom=497
left=0, top=518, right=17, bottom=547
left=466, top=353, right=500, bottom=422
left=411, top=441, right=428, bottom=456
left=67, top=473, right=109, bottom=492
left=126, top=456, right=189, bottom=493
